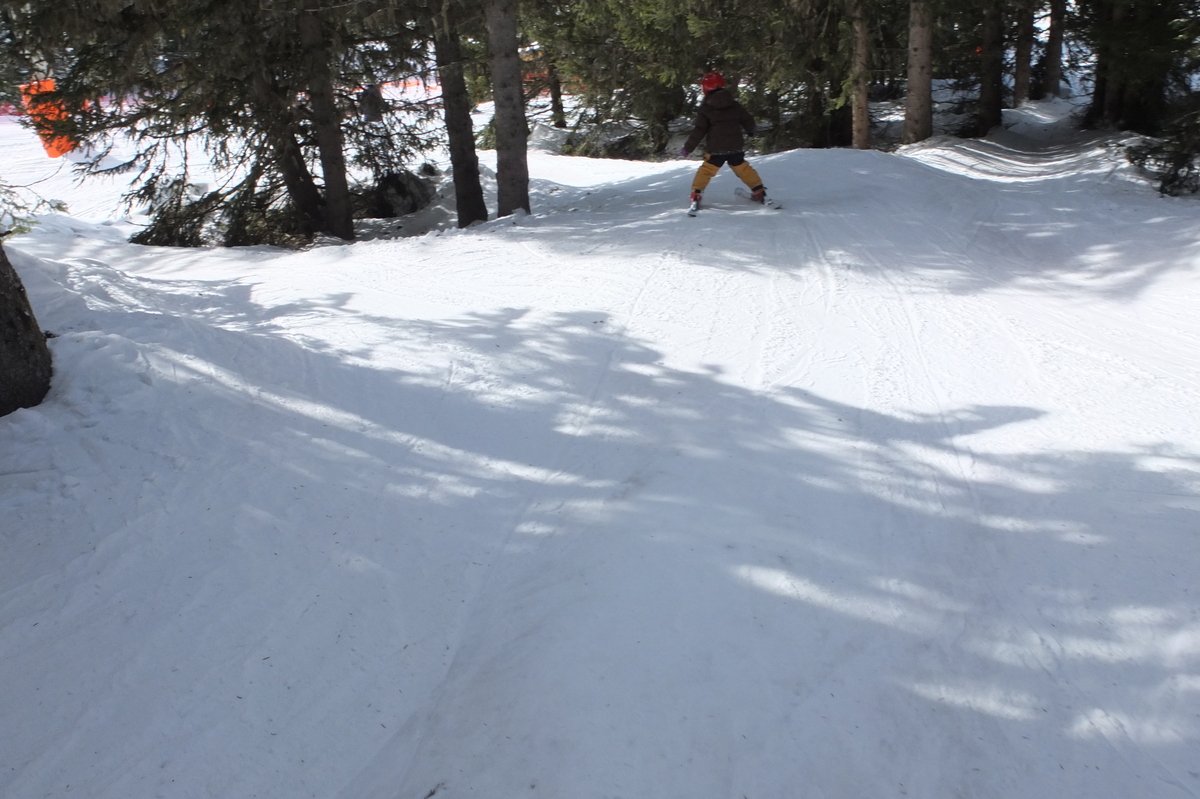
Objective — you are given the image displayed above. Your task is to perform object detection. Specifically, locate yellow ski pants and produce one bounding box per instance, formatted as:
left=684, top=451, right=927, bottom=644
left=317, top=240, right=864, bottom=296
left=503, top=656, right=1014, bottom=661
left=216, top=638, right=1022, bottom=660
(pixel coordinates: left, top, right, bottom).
left=691, top=153, right=763, bottom=193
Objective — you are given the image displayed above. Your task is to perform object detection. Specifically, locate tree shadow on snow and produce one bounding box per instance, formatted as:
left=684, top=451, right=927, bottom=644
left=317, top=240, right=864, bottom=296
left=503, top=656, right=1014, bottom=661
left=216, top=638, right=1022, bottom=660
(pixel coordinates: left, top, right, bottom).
left=2, top=263, right=1198, bottom=799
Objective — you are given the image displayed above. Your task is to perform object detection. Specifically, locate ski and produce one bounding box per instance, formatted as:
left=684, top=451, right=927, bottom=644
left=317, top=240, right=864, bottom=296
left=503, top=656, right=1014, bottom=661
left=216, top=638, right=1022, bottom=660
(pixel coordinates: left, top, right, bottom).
left=735, top=187, right=783, bottom=210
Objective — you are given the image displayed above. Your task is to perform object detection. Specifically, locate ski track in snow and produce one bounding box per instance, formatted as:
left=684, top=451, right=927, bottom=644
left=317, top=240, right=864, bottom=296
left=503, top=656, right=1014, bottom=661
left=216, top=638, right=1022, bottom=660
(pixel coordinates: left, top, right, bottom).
left=3, top=103, right=1200, bottom=799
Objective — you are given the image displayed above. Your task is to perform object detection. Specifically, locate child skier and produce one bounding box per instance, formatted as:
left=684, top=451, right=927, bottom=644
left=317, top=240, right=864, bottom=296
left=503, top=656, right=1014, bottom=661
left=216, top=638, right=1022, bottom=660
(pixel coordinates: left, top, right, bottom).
left=680, top=72, right=767, bottom=206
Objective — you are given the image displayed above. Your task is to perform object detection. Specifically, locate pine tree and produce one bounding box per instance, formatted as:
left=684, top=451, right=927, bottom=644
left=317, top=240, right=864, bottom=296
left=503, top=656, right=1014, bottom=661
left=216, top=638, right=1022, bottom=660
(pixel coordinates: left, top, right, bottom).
left=298, top=0, right=355, bottom=240
left=976, top=0, right=1005, bottom=133
left=904, top=0, right=934, bottom=143
left=849, top=0, right=873, bottom=149
left=1, top=0, right=435, bottom=245
left=433, top=0, right=489, bottom=227
left=1081, top=0, right=1200, bottom=133
left=1039, top=0, right=1067, bottom=98
left=1012, top=0, right=1037, bottom=106
left=486, top=0, right=531, bottom=217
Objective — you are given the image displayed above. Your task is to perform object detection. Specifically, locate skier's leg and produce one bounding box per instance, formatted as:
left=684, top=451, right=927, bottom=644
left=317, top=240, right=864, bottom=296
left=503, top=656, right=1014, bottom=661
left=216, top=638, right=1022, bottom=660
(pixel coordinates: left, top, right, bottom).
left=691, top=155, right=721, bottom=193
left=730, top=158, right=764, bottom=192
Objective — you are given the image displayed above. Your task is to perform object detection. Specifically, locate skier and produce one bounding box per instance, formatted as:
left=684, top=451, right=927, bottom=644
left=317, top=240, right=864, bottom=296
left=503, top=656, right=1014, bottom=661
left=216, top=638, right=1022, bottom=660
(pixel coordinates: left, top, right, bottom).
left=680, top=72, right=767, bottom=207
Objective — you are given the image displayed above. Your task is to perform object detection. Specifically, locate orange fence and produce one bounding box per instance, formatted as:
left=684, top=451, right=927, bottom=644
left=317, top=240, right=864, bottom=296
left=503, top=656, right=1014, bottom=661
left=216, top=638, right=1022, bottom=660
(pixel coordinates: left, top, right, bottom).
left=19, top=79, right=77, bottom=158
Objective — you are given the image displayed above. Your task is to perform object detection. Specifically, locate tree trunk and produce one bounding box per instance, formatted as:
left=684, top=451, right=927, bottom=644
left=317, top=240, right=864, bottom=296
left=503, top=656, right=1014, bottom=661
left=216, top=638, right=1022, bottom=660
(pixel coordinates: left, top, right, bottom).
left=253, top=72, right=323, bottom=237
left=1042, top=0, right=1067, bottom=98
left=903, top=0, right=934, bottom=144
left=433, top=2, right=489, bottom=228
left=1090, top=58, right=1109, bottom=126
left=485, top=0, right=530, bottom=217
left=977, top=0, right=1005, bottom=133
left=1013, top=2, right=1035, bottom=106
left=0, top=244, right=52, bottom=417
left=1100, top=0, right=1129, bottom=126
left=547, top=62, right=567, bottom=129
left=763, top=89, right=783, bottom=150
left=298, top=3, right=355, bottom=240
left=850, top=0, right=871, bottom=150
left=648, top=83, right=686, bottom=152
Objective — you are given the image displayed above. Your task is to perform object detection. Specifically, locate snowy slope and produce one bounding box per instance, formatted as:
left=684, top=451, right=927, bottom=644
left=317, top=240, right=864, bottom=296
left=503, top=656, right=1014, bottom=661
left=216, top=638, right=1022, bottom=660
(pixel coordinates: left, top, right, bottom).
left=2, top=102, right=1199, bottom=799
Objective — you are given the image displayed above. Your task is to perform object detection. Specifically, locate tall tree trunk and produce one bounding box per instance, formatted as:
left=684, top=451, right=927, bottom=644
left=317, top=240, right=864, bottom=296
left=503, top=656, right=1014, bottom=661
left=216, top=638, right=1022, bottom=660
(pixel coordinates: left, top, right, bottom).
left=1013, top=2, right=1035, bottom=106
left=648, top=83, right=686, bottom=152
left=547, top=62, right=568, bottom=129
left=850, top=0, right=871, bottom=149
left=0, top=244, right=52, bottom=417
left=298, top=3, right=354, bottom=240
left=1100, top=0, right=1129, bottom=126
left=764, top=89, right=783, bottom=150
left=1088, top=0, right=1112, bottom=124
left=1090, top=58, right=1109, bottom=126
left=274, top=133, right=325, bottom=237
left=977, top=0, right=1005, bottom=133
left=1042, top=0, right=1067, bottom=98
left=903, top=0, right=934, bottom=144
left=253, top=72, right=323, bottom=237
left=1113, top=2, right=1171, bottom=133
left=485, top=0, right=530, bottom=217
left=433, top=1, right=489, bottom=228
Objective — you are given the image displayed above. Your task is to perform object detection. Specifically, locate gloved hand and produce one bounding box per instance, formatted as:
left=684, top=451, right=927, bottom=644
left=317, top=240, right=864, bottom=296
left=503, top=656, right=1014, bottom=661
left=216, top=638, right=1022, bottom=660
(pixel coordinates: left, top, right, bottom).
left=679, top=147, right=691, bottom=158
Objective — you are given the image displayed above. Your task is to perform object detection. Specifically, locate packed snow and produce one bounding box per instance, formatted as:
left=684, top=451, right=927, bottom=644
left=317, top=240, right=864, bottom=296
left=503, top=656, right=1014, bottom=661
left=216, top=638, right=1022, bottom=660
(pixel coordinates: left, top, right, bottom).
left=2, top=100, right=1199, bottom=799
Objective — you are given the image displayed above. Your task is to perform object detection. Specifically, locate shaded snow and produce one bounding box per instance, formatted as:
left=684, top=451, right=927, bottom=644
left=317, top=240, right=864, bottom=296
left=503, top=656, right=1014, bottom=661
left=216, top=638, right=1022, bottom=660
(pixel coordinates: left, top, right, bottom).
left=2, top=105, right=1200, bottom=799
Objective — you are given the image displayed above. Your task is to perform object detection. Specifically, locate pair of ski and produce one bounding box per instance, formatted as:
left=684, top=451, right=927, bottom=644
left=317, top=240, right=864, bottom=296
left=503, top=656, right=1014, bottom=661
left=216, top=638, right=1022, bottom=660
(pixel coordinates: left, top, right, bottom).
left=688, top=187, right=784, bottom=216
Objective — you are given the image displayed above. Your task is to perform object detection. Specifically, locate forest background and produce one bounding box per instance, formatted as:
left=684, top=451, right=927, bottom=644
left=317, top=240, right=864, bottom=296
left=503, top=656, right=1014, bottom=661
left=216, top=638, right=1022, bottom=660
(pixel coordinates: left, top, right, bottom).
left=1, top=0, right=1199, bottom=244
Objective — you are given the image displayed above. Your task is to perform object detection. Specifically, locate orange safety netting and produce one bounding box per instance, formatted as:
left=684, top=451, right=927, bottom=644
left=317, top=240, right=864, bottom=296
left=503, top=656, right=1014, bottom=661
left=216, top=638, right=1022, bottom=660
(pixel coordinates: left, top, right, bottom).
left=19, top=79, right=77, bottom=158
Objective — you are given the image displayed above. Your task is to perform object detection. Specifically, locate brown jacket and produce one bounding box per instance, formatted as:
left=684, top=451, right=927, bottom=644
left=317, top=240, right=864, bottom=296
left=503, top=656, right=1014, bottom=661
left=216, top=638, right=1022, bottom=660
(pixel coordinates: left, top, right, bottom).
left=684, top=88, right=756, bottom=155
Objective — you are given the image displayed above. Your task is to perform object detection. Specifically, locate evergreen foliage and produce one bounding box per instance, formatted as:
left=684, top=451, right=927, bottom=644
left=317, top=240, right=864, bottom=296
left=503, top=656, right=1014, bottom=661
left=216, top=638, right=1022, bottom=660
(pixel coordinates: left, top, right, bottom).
left=0, top=0, right=440, bottom=245
left=524, top=0, right=887, bottom=154
left=1077, top=0, right=1200, bottom=134
left=0, top=182, right=66, bottom=236
left=1128, top=103, right=1200, bottom=195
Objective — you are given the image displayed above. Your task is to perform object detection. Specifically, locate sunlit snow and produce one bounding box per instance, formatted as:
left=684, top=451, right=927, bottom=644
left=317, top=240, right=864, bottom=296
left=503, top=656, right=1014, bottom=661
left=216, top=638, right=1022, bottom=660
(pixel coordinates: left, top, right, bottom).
left=2, top=98, right=1199, bottom=799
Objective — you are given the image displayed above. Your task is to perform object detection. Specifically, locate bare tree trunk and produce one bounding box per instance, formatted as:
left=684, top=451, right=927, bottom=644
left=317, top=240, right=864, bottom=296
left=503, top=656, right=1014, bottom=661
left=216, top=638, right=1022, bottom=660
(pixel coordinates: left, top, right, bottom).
left=485, top=0, right=530, bottom=217
left=433, top=1, right=489, bottom=228
left=298, top=2, right=354, bottom=240
left=1100, top=0, right=1129, bottom=126
left=1013, top=2, right=1035, bottom=106
left=850, top=0, right=872, bottom=150
left=903, top=0, right=934, bottom=144
left=547, top=62, right=568, bottom=129
left=977, top=0, right=1005, bottom=133
left=1042, top=0, right=1067, bottom=98
left=0, top=244, right=52, bottom=417
left=1090, top=58, right=1109, bottom=126
left=253, top=72, right=323, bottom=237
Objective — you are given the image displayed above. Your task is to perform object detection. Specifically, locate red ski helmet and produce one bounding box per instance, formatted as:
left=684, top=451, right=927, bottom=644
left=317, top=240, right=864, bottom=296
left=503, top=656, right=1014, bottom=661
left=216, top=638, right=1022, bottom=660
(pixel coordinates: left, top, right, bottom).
left=700, top=72, right=726, bottom=92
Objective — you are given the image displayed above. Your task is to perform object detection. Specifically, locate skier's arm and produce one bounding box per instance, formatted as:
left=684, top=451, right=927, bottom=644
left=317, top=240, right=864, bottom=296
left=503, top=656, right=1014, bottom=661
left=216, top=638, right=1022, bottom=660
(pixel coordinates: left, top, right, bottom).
left=740, top=106, right=756, bottom=137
